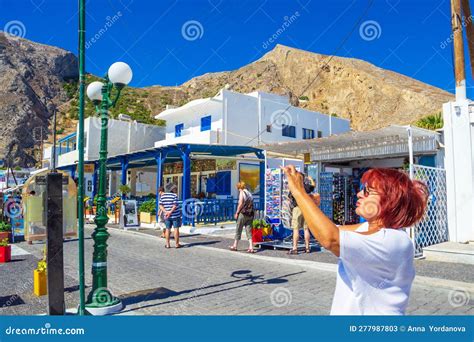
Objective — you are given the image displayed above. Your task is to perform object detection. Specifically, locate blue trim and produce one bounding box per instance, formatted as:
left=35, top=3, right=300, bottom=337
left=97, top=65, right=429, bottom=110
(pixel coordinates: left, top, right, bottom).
left=181, top=145, right=191, bottom=202
left=155, top=150, right=167, bottom=222
left=200, top=115, right=211, bottom=132
left=175, top=123, right=184, bottom=137
left=255, top=151, right=265, bottom=210
left=58, top=132, right=77, bottom=143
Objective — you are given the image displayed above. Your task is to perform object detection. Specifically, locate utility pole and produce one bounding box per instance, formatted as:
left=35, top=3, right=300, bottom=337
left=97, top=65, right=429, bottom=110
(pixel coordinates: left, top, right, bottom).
left=461, top=0, right=474, bottom=77
left=77, top=0, right=87, bottom=316
left=451, top=0, right=466, bottom=100
left=443, top=0, right=474, bottom=244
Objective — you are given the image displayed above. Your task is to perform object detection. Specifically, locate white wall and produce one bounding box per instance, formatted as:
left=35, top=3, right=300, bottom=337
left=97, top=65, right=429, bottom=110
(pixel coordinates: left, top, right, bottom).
left=224, top=90, right=350, bottom=146
left=153, top=90, right=351, bottom=148
left=158, top=97, right=224, bottom=145
left=85, top=117, right=166, bottom=159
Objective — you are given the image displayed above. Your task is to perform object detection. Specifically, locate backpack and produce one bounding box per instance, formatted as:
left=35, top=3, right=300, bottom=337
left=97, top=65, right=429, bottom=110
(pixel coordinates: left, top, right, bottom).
left=240, top=189, right=255, bottom=217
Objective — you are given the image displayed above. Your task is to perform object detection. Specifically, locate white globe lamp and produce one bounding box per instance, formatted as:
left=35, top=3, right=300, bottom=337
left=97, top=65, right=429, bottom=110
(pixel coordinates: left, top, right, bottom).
left=108, top=62, right=133, bottom=87
left=86, top=81, right=104, bottom=102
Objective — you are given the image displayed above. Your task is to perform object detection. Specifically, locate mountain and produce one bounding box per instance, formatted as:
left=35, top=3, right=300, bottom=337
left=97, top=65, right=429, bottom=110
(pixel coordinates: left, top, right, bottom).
left=0, top=32, right=77, bottom=166
left=0, top=36, right=454, bottom=167
left=147, top=44, right=454, bottom=130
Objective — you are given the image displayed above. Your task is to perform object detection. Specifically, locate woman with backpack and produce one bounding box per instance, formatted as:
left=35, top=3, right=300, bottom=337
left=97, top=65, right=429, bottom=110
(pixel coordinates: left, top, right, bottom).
left=230, top=182, right=255, bottom=253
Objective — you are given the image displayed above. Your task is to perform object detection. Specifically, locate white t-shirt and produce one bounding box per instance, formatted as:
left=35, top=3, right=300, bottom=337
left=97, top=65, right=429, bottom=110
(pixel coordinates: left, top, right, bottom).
left=330, top=223, right=415, bottom=315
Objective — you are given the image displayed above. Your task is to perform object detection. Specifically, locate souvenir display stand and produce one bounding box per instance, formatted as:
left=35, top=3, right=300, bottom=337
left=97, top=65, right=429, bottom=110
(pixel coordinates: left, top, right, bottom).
left=319, top=172, right=360, bottom=225
left=256, top=168, right=320, bottom=251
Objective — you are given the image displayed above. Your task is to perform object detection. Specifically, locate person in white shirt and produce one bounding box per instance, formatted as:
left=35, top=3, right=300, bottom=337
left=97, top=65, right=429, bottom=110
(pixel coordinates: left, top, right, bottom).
left=282, top=166, right=428, bottom=315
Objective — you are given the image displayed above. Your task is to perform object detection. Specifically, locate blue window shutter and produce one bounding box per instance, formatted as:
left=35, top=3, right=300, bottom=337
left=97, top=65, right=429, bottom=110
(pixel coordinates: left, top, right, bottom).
left=175, top=123, right=184, bottom=137
left=216, top=171, right=231, bottom=195
left=206, top=177, right=216, bottom=193
left=201, top=115, right=211, bottom=132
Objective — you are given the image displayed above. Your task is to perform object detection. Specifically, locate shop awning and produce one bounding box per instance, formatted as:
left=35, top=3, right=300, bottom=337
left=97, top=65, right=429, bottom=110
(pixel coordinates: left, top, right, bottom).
left=259, top=125, right=441, bottom=163
left=96, top=143, right=264, bottom=170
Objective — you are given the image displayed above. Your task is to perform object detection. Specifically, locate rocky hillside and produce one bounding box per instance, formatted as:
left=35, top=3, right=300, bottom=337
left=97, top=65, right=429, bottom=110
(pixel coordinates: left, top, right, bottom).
left=147, top=44, right=454, bottom=130
left=0, top=37, right=454, bottom=167
left=0, top=32, right=77, bottom=166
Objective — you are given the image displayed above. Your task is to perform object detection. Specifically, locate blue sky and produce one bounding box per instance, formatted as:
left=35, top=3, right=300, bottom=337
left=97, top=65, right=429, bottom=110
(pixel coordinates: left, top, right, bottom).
left=1, top=0, right=473, bottom=97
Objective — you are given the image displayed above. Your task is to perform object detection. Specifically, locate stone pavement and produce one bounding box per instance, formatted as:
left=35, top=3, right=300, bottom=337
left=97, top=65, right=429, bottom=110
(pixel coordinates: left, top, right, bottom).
left=0, top=224, right=473, bottom=316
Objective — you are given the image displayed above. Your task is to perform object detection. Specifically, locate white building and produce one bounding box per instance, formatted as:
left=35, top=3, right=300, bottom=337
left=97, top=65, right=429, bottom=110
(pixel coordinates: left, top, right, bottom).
left=141, top=89, right=350, bottom=199
left=46, top=117, right=165, bottom=199
left=53, top=90, right=352, bottom=201
left=55, top=117, right=166, bottom=167
left=155, top=89, right=350, bottom=147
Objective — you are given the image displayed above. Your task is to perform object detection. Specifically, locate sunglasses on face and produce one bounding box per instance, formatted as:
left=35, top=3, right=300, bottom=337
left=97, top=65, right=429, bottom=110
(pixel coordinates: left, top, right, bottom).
left=361, top=183, right=377, bottom=197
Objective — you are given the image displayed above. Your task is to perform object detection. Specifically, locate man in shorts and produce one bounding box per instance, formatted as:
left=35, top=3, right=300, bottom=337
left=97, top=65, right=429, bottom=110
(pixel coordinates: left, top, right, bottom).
left=158, top=186, right=182, bottom=248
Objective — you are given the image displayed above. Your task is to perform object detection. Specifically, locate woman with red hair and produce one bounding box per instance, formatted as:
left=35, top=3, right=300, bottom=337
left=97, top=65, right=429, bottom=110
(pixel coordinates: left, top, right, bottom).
left=282, top=166, right=428, bottom=315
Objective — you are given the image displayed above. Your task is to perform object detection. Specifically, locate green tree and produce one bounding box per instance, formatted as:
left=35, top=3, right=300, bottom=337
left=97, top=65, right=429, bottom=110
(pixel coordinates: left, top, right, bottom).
left=415, top=112, right=443, bottom=130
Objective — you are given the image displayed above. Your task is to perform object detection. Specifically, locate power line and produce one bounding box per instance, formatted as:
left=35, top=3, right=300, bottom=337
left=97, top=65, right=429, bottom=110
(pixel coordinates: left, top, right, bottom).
left=245, top=0, right=375, bottom=146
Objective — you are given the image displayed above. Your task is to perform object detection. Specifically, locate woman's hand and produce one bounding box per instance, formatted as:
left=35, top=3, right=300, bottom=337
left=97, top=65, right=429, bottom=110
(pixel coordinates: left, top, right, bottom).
left=281, top=165, right=305, bottom=197
left=234, top=213, right=238, bottom=220
left=311, top=193, right=321, bottom=206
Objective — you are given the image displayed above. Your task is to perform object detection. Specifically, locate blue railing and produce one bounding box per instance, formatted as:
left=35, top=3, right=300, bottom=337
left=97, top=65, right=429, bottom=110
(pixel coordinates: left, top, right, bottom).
left=181, top=198, right=263, bottom=226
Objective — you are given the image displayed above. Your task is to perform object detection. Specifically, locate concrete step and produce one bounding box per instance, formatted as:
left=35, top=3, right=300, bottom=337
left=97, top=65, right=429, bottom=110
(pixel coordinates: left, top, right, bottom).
left=423, top=242, right=474, bottom=265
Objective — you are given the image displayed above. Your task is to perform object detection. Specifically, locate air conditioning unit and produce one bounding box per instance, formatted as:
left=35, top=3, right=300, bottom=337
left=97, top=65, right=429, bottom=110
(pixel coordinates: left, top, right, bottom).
left=118, top=113, right=132, bottom=121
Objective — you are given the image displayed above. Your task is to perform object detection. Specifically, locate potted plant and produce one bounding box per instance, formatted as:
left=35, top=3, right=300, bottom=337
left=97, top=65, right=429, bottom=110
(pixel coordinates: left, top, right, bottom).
left=262, top=221, right=273, bottom=240
left=139, top=199, right=157, bottom=224
left=0, top=221, right=11, bottom=242
left=119, top=185, right=132, bottom=199
left=251, top=219, right=263, bottom=243
left=0, top=238, right=11, bottom=263
left=34, top=247, right=47, bottom=296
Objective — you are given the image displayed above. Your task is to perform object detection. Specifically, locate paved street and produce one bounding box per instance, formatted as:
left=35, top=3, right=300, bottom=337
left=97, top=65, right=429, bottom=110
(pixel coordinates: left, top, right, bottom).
left=1, top=225, right=473, bottom=315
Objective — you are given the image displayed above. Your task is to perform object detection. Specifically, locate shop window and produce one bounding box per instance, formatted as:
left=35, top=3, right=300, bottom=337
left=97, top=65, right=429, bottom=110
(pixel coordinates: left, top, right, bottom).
left=282, top=124, right=296, bottom=138
left=212, top=171, right=231, bottom=195
left=201, top=115, right=211, bottom=132
left=302, top=128, right=315, bottom=140
left=175, top=123, right=184, bottom=137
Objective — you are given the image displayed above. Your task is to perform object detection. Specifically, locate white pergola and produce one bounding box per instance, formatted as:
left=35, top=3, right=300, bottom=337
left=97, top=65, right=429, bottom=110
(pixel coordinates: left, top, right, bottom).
left=259, top=125, right=440, bottom=163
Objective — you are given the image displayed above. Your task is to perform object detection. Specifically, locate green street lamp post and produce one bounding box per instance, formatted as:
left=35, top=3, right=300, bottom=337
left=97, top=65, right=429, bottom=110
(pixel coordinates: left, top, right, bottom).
left=85, top=62, right=133, bottom=315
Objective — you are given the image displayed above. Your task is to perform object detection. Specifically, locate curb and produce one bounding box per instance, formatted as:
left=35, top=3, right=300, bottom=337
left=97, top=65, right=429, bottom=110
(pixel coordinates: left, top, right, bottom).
left=107, top=225, right=474, bottom=293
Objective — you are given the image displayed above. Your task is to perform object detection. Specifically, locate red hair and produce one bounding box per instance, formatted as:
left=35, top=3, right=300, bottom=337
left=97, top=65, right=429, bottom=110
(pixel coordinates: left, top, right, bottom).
left=361, top=168, right=429, bottom=228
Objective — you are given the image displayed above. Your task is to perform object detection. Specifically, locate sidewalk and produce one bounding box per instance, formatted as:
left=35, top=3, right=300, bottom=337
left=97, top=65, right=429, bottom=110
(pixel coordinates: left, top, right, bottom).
left=1, top=224, right=472, bottom=316
left=110, top=224, right=474, bottom=285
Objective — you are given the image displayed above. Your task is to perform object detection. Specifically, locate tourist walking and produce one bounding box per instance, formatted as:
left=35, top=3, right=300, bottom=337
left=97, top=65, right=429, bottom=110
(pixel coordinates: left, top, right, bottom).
left=282, top=166, right=428, bottom=315
left=230, top=182, right=255, bottom=253
left=288, top=175, right=319, bottom=254
left=158, top=186, right=182, bottom=248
